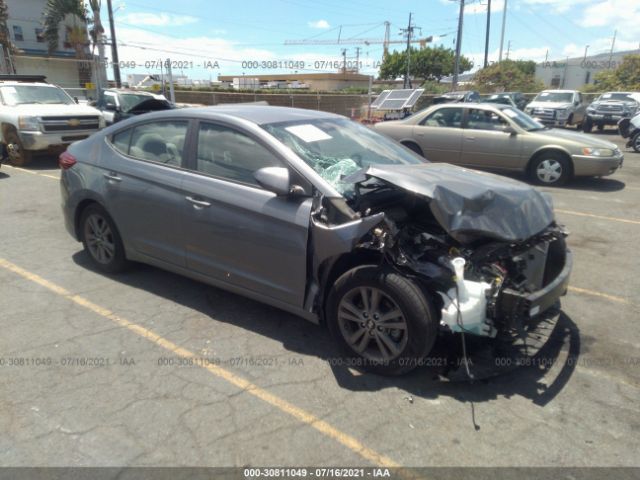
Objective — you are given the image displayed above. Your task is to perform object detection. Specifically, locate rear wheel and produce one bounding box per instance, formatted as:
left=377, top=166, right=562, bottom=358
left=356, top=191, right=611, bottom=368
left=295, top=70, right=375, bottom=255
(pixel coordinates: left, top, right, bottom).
left=326, top=266, right=438, bottom=376
left=597, top=124, right=604, bottom=132
left=5, top=131, right=33, bottom=166
left=80, top=204, right=129, bottom=273
left=582, top=117, right=593, bottom=133
left=529, top=152, right=572, bottom=186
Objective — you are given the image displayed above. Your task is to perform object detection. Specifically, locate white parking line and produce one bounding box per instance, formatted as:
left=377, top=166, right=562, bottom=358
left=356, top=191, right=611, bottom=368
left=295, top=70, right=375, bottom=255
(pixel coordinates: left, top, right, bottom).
left=2, top=164, right=59, bottom=180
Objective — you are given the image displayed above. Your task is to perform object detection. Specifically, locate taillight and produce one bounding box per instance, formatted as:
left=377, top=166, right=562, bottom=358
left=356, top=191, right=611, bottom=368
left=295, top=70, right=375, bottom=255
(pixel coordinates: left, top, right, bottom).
left=59, top=151, right=77, bottom=170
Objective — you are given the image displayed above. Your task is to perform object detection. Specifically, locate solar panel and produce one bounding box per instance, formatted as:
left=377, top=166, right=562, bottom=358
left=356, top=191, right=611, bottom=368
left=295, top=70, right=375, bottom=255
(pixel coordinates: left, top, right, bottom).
left=370, top=90, right=391, bottom=108
left=372, top=89, right=424, bottom=110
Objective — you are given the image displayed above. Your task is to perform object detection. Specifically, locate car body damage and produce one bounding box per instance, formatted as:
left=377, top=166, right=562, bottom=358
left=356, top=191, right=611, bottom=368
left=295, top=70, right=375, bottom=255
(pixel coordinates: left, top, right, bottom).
left=308, top=162, right=571, bottom=355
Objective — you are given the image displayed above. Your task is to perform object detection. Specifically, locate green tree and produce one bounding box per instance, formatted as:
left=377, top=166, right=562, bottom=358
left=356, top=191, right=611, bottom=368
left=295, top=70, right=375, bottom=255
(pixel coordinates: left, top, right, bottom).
left=586, top=54, right=640, bottom=91
left=379, top=46, right=473, bottom=82
left=43, top=0, right=104, bottom=87
left=472, top=60, right=545, bottom=93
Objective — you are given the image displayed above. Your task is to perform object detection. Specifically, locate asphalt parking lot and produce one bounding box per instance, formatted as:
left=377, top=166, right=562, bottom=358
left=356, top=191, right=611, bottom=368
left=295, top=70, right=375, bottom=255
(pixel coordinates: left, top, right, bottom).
left=1, top=130, right=639, bottom=468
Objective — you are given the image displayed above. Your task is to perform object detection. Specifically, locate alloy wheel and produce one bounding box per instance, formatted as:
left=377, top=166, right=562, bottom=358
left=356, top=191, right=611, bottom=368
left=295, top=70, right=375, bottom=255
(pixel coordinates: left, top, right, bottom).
left=337, top=286, right=408, bottom=363
left=84, top=214, right=116, bottom=265
left=536, top=158, right=563, bottom=184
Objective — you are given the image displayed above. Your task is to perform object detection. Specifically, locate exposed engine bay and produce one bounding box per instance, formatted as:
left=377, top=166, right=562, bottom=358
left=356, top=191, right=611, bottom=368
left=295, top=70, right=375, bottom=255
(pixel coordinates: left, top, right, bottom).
left=310, top=163, right=571, bottom=345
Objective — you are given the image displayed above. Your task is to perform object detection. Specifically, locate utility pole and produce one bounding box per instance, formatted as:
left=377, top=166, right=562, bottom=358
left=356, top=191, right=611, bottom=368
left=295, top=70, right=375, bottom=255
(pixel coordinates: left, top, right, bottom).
left=106, top=0, right=121, bottom=87
left=498, top=0, right=508, bottom=62
left=483, top=0, right=491, bottom=68
left=608, top=30, right=617, bottom=68
left=341, top=48, right=347, bottom=74
left=506, top=40, right=511, bottom=60
left=453, top=0, right=465, bottom=89
left=402, top=12, right=413, bottom=89
left=166, top=58, right=175, bottom=104
left=355, top=46, right=361, bottom=73
left=583, top=44, right=590, bottom=62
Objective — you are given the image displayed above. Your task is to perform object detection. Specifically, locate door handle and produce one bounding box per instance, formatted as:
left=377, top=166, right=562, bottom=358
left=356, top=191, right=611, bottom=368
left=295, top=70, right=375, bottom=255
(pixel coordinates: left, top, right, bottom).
left=103, top=172, right=122, bottom=182
left=185, top=196, right=211, bottom=208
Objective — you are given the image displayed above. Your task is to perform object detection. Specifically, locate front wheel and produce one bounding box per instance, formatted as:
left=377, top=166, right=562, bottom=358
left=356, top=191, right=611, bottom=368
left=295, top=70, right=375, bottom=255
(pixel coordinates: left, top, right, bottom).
left=80, top=204, right=129, bottom=273
left=582, top=117, right=593, bottom=133
left=529, top=153, right=572, bottom=186
left=632, top=132, right=640, bottom=153
left=326, top=266, right=438, bottom=375
left=5, top=131, right=33, bottom=166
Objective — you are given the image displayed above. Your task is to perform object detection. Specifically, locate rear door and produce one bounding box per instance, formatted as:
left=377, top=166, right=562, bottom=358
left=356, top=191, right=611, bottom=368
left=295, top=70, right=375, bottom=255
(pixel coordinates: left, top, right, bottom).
left=459, top=107, right=523, bottom=169
left=411, top=106, right=464, bottom=163
left=100, top=119, right=192, bottom=266
left=181, top=120, right=312, bottom=308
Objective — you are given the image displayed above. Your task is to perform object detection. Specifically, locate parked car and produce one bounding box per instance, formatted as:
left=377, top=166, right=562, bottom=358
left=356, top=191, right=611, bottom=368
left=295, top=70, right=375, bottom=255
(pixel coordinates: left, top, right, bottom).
left=60, top=105, right=572, bottom=375
left=583, top=92, right=640, bottom=132
left=480, top=94, right=518, bottom=109
left=94, top=89, right=173, bottom=125
left=432, top=90, right=480, bottom=104
left=618, top=112, right=640, bottom=152
left=524, top=90, right=586, bottom=129
left=374, top=102, right=622, bottom=186
left=0, top=74, right=104, bottom=166
left=501, top=91, right=528, bottom=110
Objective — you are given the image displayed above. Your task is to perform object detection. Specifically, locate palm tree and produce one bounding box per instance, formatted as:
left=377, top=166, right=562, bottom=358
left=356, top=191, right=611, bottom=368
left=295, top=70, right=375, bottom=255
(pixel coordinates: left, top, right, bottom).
left=0, top=0, right=16, bottom=73
left=43, top=0, right=104, bottom=87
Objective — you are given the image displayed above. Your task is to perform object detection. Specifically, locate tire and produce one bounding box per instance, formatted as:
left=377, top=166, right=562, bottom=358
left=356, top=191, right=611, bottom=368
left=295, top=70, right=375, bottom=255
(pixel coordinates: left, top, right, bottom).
left=326, top=265, right=438, bottom=376
left=632, top=132, right=640, bottom=153
left=582, top=117, right=593, bottom=133
left=597, top=124, right=605, bottom=132
left=529, top=152, right=572, bottom=186
left=5, top=130, right=33, bottom=166
left=402, top=141, right=424, bottom=157
left=80, top=204, right=129, bottom=273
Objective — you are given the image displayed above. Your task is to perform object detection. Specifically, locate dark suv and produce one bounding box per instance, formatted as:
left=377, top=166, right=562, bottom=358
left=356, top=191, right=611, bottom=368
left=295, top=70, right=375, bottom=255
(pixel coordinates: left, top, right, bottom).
left=584, top=92, right=640, bottom=132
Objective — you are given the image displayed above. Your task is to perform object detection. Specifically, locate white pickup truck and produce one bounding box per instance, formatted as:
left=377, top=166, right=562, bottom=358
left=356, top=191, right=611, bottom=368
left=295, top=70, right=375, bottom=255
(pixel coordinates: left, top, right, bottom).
left=524, top=89, right=586, bottom=129
left=0, top=76, right=104, bottom=166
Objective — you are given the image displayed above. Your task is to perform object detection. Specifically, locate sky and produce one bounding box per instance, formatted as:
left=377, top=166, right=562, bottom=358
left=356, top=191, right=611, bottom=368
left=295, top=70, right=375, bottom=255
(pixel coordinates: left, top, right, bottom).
left=102, top=0, right=640, bottom=82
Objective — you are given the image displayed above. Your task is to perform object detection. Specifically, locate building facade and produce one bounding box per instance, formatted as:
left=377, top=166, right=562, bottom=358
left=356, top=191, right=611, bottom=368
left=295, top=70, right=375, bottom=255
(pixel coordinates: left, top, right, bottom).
left=535, top=49, right=640, bottom=90
left=3, top=0, right=99, bottom=93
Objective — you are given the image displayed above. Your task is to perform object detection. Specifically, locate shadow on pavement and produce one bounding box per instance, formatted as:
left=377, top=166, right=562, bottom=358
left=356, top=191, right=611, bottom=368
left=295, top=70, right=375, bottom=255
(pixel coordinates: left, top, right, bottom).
left=72, top=252, right=580, bottom=413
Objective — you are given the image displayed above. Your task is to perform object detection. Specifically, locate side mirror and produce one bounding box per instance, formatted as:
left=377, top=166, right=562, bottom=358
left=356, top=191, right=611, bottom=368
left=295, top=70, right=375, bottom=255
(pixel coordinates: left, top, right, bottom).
left=73, top=96, right=79, bottom=104
left=105, top=104, right=118, bottom=112
left=254, top=167, right=304, bottom=196
left=502, top=125, right=517, bottom=135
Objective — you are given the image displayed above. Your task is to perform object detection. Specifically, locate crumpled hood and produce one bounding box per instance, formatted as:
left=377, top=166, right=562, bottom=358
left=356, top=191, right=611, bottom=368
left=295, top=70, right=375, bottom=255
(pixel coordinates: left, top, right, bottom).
left=124, top=98, right=172, bottom=113
left=527, top=101, right=572, bottom=110
left=346, top=163, right=555, bottom=243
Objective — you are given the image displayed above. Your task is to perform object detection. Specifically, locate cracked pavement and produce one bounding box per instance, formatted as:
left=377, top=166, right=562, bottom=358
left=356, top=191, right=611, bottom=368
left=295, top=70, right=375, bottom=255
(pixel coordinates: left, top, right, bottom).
left=0, top=131, right=639, bottom=467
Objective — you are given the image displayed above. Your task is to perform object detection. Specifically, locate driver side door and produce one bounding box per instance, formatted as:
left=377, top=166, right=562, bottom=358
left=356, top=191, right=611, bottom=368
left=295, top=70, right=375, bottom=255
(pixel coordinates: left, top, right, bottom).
left=181, top=121, right=313, bottom=308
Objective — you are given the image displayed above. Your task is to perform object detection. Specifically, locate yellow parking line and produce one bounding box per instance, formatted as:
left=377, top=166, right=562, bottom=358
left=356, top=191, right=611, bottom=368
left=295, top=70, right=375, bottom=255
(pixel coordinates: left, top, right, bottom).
left=0, top=257, right=399, bottom=468
left=2, top=164, right=59, bottom=180
left=568, top=286, right=630, bottom=305
left=555, top=209, right=640, bottom=226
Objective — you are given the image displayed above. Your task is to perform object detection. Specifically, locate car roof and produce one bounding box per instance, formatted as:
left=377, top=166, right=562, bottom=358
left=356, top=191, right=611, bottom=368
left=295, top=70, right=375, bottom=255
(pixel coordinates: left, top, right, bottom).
left=103, top=105, right=341, bottom=129
left=539, top=89, right=576, bottom=93
left=105, top=89, right=156, bottom=95
left=0, top=82, right=56, bottom=87
left=182, top=105, right=341, bottom=125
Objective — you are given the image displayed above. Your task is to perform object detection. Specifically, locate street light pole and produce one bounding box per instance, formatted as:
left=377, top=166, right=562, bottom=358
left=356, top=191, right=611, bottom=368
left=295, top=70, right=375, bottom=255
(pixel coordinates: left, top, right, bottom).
left=498, top=0, right=508, bottom=62
left=483, top=0, right=491, bottom=68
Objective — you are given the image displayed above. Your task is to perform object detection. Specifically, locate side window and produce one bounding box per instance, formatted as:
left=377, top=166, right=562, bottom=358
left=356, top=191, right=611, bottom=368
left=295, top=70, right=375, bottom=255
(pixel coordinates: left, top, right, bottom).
left=127, top=121, right=188, bottom=166
left=111, top=129, right=132, bottom=154
left=104, top=93, right=117, bottom=107
left=420, top=108, right=463, bottom=128
left=195, top=122, right=283, bottom=186
left=467, top=108, right=508, bottom=131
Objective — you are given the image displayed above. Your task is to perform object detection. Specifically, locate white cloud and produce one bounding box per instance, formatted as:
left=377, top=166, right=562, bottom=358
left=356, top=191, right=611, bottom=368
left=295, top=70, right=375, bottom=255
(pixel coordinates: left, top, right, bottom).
left=465, top=0, right=505, bottom=15
left=562, top=37, right=639, bottom=58
left=119, top=12, right=199, bottom=27
left=578, top=0, right=640, bottom=41
left=521, top=0, right=593, bottom=14
left=308, top=19, right=331, bottom=29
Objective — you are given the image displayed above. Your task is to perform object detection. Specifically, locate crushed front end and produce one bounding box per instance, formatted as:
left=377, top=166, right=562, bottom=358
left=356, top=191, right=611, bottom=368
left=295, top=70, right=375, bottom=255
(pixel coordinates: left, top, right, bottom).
left=324, top=163, right=573, bottom=377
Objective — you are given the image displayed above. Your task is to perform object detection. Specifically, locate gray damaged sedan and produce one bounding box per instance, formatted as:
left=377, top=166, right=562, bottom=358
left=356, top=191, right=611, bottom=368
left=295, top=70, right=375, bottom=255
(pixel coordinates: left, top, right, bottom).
left=374, top=103, right=623, bottom=186
left=60, top=106, right=572, bottom=375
